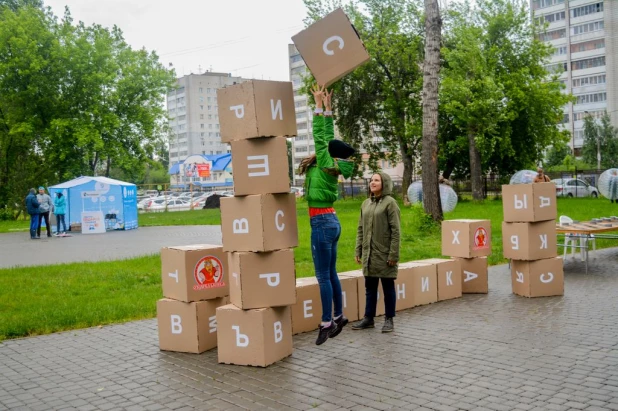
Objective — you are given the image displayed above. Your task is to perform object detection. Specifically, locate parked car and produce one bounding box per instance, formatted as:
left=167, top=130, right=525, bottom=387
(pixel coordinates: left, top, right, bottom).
left=551, top=178, right=599, bottom=198
left=290, top=186, right=304, bottom=198
left=148, top=199, right=192, bottom=212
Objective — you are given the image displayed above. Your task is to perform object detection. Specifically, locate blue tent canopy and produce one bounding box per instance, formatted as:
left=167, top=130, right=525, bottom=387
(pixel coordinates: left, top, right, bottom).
left=49, top=176, right=138, bottom=231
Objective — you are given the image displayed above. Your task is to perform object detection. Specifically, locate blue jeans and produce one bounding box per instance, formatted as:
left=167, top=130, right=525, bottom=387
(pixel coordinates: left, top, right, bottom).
left=29, top=214, right=38, bottom=237
left=56, top=214, right=67, bottom=233
left=310, top=213, right=342, bottom=322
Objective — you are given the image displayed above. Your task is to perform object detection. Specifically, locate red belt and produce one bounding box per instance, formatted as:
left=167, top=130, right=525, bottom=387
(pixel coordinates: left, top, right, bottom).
left=309, top=207, right=336, bottom=218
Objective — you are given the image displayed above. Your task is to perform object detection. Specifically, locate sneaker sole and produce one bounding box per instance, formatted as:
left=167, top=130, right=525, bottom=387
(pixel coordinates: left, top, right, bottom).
left=381, top=329, right=394, bottom=333
left=351, top=325, right=375, bottom=330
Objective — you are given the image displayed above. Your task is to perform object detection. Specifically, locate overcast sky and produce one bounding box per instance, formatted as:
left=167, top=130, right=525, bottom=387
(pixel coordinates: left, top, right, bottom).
left=43, top=0, right=309, bottom=81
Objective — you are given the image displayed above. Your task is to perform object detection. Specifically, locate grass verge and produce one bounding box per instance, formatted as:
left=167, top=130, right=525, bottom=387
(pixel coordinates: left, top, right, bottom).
left=1, top=197, right=617, bottom=341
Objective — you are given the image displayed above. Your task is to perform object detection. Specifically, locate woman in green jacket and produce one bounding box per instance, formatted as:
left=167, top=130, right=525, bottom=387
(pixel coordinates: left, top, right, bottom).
left=352, top=172, right=401, bottom=333
left=298, top=84, right=356, bottom=346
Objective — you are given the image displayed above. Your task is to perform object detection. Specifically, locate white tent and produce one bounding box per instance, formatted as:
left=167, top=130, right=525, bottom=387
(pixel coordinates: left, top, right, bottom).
left=49, top=176, right=138, bottom=233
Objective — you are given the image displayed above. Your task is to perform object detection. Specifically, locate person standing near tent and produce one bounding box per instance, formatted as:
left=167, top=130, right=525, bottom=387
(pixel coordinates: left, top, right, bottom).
left=36, top=186, right=53, bottom=238
left=25, top=188, right=40, bottom=240
left=53, top=191, right=67, bottom=235
left=298, top=84, right=356, bottom=346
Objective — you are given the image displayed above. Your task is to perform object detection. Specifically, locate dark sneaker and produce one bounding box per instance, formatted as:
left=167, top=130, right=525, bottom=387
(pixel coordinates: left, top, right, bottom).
left=316, top=322, right=335, bottom=345
left=382, top=317, right=394, bottom=333
left=329, top=316, right=348, bottom=338
left=351, top=317, right=375, bottom=330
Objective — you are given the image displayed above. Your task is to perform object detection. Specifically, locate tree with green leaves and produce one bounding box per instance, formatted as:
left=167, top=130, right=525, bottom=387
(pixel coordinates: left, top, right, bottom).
left=582, top=113, right=618, bottom=169
left=302, top=0, right=424, bottom=195
left=439, top=0, right=571, bottom=199
left=0, top=3, right=175, bottom=210
left=544, top=142, right=570, bottom=170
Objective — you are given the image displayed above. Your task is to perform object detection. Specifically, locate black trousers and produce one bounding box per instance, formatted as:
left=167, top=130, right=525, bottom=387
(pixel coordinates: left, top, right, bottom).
left=364, top=276, right=396, bottom=319
left=37, top=211, right=51, bottom=237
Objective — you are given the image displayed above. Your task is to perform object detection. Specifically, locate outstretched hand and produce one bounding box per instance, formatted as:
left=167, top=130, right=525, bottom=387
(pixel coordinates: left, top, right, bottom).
left=311, top=84, right=325, bottom=109
left=323, top=88, right=333, bottom=112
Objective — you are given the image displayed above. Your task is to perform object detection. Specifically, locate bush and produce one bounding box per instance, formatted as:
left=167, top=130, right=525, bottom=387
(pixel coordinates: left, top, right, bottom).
left=0, top=206, right=16, bottom=221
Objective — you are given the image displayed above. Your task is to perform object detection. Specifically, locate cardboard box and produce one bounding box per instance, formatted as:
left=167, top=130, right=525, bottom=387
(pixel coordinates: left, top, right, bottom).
left=511, top=257, right=564, bottom=297
left=457, top=257, right=488, bottom=294
left=229, top=250, right=296, bottom=309
left=220, top=194, right=298, bottom=252
left=161, top=245, right=229, bottom=302
left=157, top=297, right=228, bottom=354
left=291, top=277, right=321, bottom=335
left=291, top=274, right=360, bottom=335
left=292, top=8, right=370, bottom=87
left=217, top=304, right=293, bottom=367
left=502, top=183, right=556, bottom=223
left=339, top=275, right=360, bottom=322
left=442, top=220, right=492, bottom=258
left=398, top=262, right=438, bottom=308
left=502, top=221, right=557, bottom=261
left=229, top=137, right=290, bottom=196
left=415, top=258, right=462, bottom=301
left=217, top=80, right=297, bottom=142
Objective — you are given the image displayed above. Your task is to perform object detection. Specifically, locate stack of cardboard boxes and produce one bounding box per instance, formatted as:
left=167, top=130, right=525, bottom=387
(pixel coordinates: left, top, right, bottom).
left=291, top=259, right=463, bottom=334
left=441, top=220, right=492, bottom=294
left=502, top=183, right=564, bottom=297
left=215, top=80, right=299, bottom=367
left=157, top=245, right=229, bottom=354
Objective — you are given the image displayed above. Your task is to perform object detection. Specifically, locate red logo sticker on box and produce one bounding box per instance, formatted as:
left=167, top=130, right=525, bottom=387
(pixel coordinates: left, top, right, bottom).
left=194, top=256, right=225, bottom=290
left=474, top=227, right=489, bottom=249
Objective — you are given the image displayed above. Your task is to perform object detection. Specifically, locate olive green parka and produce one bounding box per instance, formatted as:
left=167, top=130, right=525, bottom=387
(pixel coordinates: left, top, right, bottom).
left=355, top=172, right=401, bottom=278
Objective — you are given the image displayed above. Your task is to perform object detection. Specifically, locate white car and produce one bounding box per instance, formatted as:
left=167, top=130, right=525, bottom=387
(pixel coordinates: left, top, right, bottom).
left=552, top=178, right=599, bottom=198
left=148, top=199, right=192, bottom=212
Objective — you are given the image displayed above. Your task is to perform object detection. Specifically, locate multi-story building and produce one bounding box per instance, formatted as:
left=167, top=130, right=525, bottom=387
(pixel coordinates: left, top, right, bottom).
left=532, top=0, right=618, bottom=154
left=167, top=72, right=245, bottom=164
left=288, top=44, right=315, bottom=185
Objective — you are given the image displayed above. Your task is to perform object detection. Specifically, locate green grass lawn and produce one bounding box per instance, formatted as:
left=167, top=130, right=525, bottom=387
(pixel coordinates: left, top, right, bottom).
left=1, top=197, right=618, bottom=341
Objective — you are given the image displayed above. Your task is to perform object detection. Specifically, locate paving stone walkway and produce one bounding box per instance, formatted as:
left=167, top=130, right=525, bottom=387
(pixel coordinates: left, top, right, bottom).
left=1, top=246, right=618, bottom=410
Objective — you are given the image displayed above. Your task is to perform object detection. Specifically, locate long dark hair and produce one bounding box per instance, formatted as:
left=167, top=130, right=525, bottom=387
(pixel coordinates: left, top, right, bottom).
left=298, top=155, right=316, bottom=176
left=297, top=154, right=340, bottom=177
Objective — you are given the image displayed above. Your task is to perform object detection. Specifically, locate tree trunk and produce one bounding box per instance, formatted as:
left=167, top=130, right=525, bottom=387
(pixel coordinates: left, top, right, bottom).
left=421, top=0, right=443, bottom=221
left=399, top=137, right=413, bottom=199
left=105, top=156, right=111, bottom=177
left=468, top=129, right=483, bottom=200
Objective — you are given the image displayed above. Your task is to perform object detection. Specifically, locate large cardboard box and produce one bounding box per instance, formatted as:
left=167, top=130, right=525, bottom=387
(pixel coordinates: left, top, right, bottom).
left=220, top=194, right=298, bottom=252
left=217, top=80, right=296, bottom=142
left=398, top=262, right=438, bottom=308
left=229, top=250, right=296, bottom=309
left=161, top=245, right=229, bottom=302
left=502, top=220, right=557, bottom=261
left=292, top=8, right=370, bottom=87
left=157, top=297, right=228, bottom=354
left=291, top=275, right=360, bottom=335
left=339, top=275, right=360, bottom=322
left=291, top=277, right=321, bottom=335
left=229, top=137, right=290, bottom=196
left=457, top=257, right=488, bottom=294
left=217, top=304, right=293, bottom=367
left=511, top=257, right=564, bottom=298
left=415, top=258, right=462, bottom=301
left=442, top=220, right=492, bottom=258
left=502, top=183, right=556, bottom=223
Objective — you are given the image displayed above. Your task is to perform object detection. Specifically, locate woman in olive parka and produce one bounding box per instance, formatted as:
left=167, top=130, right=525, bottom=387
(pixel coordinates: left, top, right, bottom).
left=353, top=172, right=401, bottom=333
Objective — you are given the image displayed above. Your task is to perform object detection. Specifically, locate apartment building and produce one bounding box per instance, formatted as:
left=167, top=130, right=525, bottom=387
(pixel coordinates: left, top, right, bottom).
left=167, top=72, right=245, bottom=165
left=533, top=0, right=618, bottom=154
left=288, top=44, right=315, bottom=185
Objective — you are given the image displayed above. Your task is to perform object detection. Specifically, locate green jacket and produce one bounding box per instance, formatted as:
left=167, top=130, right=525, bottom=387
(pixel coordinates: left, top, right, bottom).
left=355, top=172, right=401, bottom=278
left=305, top=115, right=355, bottom=208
